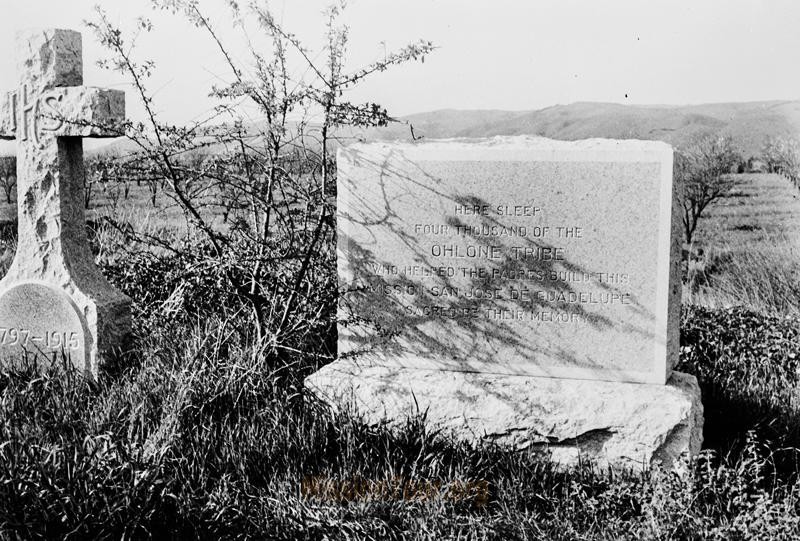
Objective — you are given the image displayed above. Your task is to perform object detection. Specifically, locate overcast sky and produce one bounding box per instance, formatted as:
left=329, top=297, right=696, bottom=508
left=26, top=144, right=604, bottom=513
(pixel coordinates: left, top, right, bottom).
left=0, top=0, right=799, bottom=126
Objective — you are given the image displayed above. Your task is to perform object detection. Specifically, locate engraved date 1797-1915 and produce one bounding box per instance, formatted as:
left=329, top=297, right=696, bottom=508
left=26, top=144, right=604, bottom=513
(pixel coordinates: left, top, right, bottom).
left=0, top=327, right=81, bottom=350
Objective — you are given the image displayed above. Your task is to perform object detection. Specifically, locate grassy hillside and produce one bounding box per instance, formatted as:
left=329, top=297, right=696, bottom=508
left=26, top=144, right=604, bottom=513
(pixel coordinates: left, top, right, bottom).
left=685, top=171, right=800, bottom=316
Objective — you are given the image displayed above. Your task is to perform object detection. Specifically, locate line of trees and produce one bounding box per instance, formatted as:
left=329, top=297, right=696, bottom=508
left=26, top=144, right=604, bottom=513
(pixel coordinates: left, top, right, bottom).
left=675, top=133, right=741, bottom=245
left=761, top=135, right=800, bottom=187
left=0, top=155, right=141, bottom=210
left=676, top=132, right=800, bottom=247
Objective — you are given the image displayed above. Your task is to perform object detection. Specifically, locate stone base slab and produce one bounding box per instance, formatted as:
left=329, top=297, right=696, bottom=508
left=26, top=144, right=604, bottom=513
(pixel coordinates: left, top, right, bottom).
left=305, top=360, right=703, bottom=472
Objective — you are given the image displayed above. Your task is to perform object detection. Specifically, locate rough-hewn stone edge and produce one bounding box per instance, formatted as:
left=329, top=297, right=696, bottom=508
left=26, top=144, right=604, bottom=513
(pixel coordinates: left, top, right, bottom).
left=651, top=372, right=704, bottom=467
left=16, top=28, right=83, bottom=87
left=50, top=87, right=126, bottom=138
left=344, top=135, right=674, bottom=154
left=305, top=361, right=704, bottom=473
left=0, top=86, right=125, bottom=141
left=89, top=294, right=133, bottom=378
left=0, top=92, right=14, bottom=139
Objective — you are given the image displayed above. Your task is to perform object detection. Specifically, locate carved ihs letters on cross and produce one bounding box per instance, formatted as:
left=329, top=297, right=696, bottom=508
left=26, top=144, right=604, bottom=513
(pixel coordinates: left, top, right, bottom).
left=0, top=29, right=131, bottom=377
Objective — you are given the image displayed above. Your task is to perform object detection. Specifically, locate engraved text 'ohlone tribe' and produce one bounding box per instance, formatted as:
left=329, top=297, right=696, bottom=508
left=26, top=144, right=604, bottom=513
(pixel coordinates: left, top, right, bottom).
left=336, top=138, right=680, bottom=384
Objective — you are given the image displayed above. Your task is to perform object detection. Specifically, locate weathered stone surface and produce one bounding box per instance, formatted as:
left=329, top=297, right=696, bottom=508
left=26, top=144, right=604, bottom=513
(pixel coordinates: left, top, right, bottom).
left=0, top=93, right=14, bottom=137
left=42, top=87, right=124, bottom=137
left=306, top=360, right=703, bottom=472
left=17, top=28, right=83, bottom=88
left=0, top=29, right=131, bottom=377
left=0, top=87, right=124, bottom=138
left=337, top=136, right=680, bottom=384
left=305, top=135, right=702, bottom=471
left=0, top=282, right=87, bottom=365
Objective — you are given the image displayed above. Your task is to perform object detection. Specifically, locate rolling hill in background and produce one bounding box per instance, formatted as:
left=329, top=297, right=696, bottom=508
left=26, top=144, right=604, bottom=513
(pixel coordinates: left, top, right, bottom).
left=3, top=100, right=797, bottom=159
left=348, top=100, right=800, bottom=159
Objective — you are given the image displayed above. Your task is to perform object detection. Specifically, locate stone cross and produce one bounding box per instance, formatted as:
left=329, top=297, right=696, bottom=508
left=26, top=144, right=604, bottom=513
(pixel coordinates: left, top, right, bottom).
left=0, top=29, right=131, bottom=377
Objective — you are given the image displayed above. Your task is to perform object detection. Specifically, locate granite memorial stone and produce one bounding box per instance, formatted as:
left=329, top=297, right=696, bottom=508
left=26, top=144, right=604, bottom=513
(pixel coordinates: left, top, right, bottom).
left=306, top=136, right=703, bottom=471
left=334, top=136, right=680, bottom=384
left=0, top=29, right=131, bottom=376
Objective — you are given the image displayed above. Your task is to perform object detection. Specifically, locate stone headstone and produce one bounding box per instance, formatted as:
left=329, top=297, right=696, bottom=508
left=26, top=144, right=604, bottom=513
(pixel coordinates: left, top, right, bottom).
left=306, top=136, right=703, bottom=471
left=0, top=29, right=131, bottom=376
left=337, top=137, right=680, bottom=384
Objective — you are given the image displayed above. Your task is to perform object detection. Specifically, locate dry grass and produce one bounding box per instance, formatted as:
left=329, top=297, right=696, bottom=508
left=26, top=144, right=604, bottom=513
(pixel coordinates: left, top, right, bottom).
left=1, top=304, right=800, bottom=540
left=684, top=235, right=800, bottom=316
left=686, top=172, right=800, bottom=316
left=0, top=172, right=800, bottom=538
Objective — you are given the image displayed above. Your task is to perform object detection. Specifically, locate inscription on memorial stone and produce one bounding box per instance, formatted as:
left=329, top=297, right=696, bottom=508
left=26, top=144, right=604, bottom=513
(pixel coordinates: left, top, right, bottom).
left=0, top=283, right=87, bottom=365
left=337, top=137, right=679, bottom=384
left=0, top=29, right=131, bottom=376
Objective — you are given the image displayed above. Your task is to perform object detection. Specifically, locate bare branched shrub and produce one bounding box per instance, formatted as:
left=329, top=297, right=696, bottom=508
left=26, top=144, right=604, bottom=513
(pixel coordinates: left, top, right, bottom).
left=86, top=2, right=435, bottom=359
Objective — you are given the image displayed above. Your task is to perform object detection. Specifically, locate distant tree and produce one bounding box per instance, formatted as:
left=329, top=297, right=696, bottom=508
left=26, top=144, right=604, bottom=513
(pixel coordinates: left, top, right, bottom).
left=676, top=133, right=741, bottom=245
left=83, top=156, right=106, bottom=209
left=761, top=135, right=800, bottom=186
left=0, top=157, right=16, bottom=204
